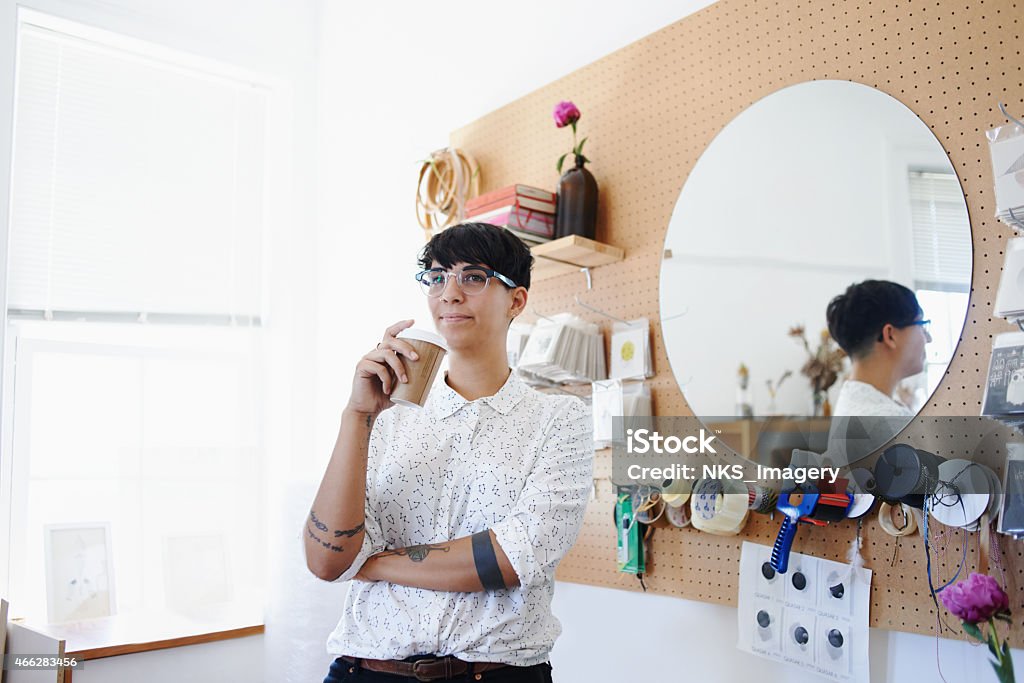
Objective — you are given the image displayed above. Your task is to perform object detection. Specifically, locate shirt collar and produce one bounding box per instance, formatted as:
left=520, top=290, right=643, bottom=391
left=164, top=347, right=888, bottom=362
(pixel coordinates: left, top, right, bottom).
left=428, top=370, right=527, bottom=419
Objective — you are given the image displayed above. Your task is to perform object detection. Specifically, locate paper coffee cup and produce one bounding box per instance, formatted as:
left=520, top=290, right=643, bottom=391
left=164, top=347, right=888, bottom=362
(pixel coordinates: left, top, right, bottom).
left=390, top=328, right=448, bottom=408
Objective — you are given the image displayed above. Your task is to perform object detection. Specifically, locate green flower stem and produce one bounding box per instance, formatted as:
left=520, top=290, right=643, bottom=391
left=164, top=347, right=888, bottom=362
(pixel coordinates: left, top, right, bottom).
left=986, top=618, right=1016, bottom=683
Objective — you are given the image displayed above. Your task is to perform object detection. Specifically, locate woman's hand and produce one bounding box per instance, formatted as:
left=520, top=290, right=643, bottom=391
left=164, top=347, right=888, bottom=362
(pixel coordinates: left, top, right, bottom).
left=345, top=319, right=421, bottom=416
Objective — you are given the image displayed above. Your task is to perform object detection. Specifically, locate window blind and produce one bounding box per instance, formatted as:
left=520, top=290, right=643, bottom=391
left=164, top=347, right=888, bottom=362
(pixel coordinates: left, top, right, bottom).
left=8, top=22, right=268, bottom=320
left=908, top=170, right=972, bottom=292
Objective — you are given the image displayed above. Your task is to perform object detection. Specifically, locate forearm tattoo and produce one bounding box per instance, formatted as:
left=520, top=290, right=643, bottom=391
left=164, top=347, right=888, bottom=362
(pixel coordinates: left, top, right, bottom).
left=472, top=530, right=507, bottom=591
left=307, top=511, right=364, bottom=553
left=363, top=413, right=374, bottom=446
left=376, top=542, right=450, bottom=562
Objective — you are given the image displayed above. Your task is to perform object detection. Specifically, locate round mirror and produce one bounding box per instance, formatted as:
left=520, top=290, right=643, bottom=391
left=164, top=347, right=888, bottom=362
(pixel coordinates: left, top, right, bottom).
left=660, top=80, right=971, bottom=419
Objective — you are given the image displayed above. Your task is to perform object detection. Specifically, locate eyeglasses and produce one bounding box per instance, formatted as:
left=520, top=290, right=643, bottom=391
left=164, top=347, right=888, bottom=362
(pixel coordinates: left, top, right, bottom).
left=414, top=266, right=518, bottom=297
left=877, top=319, right=931, bottom=342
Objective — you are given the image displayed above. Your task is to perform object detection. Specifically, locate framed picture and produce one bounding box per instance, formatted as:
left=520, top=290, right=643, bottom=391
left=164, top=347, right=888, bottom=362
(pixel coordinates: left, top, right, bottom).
left=43, top=522, right=115, bottom=623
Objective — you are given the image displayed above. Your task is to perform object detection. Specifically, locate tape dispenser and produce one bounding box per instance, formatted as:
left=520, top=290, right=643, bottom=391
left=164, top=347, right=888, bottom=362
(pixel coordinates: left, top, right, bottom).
left=770, top=481, right=853, bottom=573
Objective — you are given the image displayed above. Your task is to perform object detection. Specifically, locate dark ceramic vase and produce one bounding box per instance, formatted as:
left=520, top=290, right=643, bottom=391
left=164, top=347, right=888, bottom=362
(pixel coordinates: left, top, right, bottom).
left=555, top=155, right=598, bottom=239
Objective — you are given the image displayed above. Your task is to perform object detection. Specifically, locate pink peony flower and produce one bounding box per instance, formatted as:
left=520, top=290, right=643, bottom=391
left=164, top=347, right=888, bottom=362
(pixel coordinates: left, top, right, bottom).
left=553, top=101, right=581, bottom=128
left=940, top=573, right=1010, bottom=624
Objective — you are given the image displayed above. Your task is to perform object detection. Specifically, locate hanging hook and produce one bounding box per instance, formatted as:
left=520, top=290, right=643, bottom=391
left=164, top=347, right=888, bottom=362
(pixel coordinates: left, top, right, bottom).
left=529, top=306, right=556, bottom=323
left=998, top=102, right=1024, bottom=130
left=660, top=307, right=689, bottom=323
left=1008, top=206, right=1024, bottom=233
left=573, top=268, right=638, bottom=325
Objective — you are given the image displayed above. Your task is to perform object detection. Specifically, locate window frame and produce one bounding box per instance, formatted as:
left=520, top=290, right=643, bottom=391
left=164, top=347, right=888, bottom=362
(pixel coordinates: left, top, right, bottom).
left=0, top=6, right=291, bottom=642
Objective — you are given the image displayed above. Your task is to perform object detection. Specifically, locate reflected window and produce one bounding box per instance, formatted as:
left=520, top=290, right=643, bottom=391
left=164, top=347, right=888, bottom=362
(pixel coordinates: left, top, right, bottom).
left=907, top=170, right=971, bottom=402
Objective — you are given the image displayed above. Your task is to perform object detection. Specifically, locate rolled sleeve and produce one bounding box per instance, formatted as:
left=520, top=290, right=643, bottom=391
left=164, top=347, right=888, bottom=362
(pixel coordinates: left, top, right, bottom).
left=330, top=500, right=384, bottom=582
left=491, top=398, right=594, bottom=588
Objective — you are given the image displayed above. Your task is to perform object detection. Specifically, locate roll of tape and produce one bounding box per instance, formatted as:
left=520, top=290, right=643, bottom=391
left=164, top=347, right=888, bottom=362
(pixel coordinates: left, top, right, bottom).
left=690, top=478, right=750, bottom=535
left=661, top=477, right=693, bottom=508
left=664, top=500, right=691, bottom=527
left=878, top=501, right=918, bottom=536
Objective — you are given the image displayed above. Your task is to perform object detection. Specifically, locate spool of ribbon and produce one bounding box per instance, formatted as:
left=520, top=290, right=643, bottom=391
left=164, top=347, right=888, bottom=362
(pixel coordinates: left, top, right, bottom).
left=878, top=501, right=918, bottom=536
left=845, top=493, right=876, bottom=519
left=982, top=465, right=1003, bottom=519
left=929, top=459, right=995, bottom=530
left=690, top=478, right=750, bottom=535
left=873, top=444, right=942, bottom=509
left=746, top=484, right=778, bottom=514
left=634, top=492, right=667, bottom=527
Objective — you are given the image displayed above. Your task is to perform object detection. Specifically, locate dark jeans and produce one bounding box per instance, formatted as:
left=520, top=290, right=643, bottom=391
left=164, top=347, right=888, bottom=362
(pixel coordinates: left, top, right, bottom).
left=323, top=657, right=554, bottom=683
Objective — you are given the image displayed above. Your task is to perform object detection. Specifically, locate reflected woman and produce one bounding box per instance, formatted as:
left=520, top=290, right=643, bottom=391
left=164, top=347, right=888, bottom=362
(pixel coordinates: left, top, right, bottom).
left=826, top=280, right=932, bottom=417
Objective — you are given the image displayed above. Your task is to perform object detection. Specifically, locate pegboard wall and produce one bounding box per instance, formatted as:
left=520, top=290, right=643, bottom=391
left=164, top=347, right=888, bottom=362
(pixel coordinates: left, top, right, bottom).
left=449, top=0, right=1024, bottom=642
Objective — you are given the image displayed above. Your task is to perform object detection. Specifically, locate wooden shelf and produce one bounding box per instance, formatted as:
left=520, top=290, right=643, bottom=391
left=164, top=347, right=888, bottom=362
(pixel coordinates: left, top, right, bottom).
left=530, top=235, right=624, bottom=281
left=20, top=602, right=263, bottom=662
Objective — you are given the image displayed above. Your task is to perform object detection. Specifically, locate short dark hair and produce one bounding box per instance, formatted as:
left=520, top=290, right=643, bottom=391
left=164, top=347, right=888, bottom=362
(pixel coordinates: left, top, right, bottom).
left=826, top=280, right=922, bottom=358
left=418, top=222, right=534, bottom=290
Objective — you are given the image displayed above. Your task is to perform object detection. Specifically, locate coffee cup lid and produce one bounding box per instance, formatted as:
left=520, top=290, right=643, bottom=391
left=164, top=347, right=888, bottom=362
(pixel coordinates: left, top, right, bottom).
left=397, top=327, right=448, bottom=352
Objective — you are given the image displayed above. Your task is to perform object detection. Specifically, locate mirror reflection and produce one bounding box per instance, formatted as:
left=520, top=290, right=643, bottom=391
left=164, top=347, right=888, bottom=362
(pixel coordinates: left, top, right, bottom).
left=660, top=80, right=971, bottom=420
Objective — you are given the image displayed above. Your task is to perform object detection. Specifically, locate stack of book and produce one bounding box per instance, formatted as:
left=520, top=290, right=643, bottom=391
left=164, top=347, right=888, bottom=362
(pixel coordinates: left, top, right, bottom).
left=465, top=184, right=556, bottom=245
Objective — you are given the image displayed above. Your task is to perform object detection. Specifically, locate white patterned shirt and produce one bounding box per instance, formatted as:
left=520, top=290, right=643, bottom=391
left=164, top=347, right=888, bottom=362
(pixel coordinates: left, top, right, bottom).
left=325, top=370, right=594, bottom=666
left=832, top=379, right=914, bottom=417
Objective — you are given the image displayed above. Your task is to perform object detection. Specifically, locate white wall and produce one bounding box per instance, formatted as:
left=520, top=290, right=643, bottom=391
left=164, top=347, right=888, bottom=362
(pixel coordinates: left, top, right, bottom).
left=551, top=582, right=1024, bottom=683
left=305, top=3, right=1021, bottom=683
left=308, top=0, right=721, bottom=461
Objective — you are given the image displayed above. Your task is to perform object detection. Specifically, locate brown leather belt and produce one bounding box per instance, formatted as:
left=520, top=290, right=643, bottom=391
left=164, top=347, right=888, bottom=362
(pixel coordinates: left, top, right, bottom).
left=340, top=655, right=510, bottom=681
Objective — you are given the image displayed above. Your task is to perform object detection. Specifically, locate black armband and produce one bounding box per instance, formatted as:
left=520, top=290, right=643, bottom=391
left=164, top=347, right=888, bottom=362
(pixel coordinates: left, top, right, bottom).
left=471, top=530, right=506, bottom=591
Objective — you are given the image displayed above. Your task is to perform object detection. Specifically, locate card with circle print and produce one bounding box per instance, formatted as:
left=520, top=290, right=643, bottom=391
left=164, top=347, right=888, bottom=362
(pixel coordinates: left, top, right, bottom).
left=817, top=619, right=852, bottom=675
left=738, top=541, right=871, bottom=683
left=782, top=613, right=816, bottom=665
left=609, top=318, right=652, bottom=380
left=783, top=554, right=818, bottom=606
left=750, top=603, right=783, bottom=653
left=820, top=566, right=854, bottom=617
left=754, top=543, right=785, bottom=601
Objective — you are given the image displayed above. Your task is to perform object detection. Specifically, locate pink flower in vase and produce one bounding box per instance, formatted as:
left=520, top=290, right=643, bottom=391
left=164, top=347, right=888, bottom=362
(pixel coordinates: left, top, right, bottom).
left=552, top=101, right=581, bottom=128
left=553, top=100, right=589, bottom=174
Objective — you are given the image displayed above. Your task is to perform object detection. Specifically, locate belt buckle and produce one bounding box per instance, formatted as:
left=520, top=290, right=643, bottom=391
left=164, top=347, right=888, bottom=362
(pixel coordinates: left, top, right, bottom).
left=411, top=657, right=443, bottom=682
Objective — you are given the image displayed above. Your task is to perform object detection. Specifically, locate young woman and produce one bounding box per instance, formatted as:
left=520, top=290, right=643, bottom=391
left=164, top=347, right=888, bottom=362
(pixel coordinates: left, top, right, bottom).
left=826, top=279, right=932, bottom=417
left=305, top=223, right=594, bottom=682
